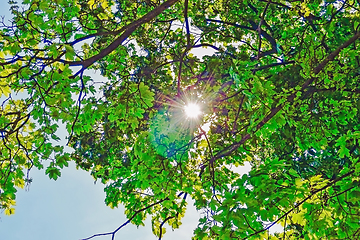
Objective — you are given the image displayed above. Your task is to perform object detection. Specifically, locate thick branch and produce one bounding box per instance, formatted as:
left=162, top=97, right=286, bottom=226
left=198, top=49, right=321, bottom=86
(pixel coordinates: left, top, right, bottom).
left=69, top=0, right=180, bottom=68
left=256, top=0, right=271, bottom=60
left=248, top=19, right=277, bottom=54
left=313, top=31, right=360, bottom=74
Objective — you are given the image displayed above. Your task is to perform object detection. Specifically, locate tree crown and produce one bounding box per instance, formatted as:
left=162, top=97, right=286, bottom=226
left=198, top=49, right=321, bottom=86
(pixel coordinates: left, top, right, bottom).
left=1, top=0, right=360, bottom=239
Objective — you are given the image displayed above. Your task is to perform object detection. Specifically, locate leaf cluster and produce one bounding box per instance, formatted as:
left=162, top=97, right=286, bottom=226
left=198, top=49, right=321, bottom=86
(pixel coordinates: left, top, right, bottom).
left=1, top=0, right=360, bottom=239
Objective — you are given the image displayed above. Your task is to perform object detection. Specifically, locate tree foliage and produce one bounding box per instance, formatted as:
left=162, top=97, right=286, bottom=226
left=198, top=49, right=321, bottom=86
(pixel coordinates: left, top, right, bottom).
left=1, top=0, right=360, bottom=239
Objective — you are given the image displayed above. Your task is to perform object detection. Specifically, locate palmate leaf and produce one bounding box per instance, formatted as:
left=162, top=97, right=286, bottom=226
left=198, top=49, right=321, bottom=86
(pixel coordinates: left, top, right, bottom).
left=45, top=167, right=61, bottom=181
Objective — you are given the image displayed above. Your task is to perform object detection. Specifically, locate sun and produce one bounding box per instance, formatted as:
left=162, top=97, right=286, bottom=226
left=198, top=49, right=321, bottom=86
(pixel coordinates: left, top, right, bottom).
left=184, top=103, right=201, bottom=118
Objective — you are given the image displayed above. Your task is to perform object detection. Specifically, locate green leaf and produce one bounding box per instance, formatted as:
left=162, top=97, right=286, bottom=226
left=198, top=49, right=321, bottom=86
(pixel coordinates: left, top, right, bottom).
left=45, top=167, right=61, bottom=180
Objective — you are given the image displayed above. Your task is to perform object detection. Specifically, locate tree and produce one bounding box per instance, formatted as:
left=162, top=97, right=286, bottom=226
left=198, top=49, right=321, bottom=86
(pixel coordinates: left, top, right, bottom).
left=1, top=0, right=360, bottom=239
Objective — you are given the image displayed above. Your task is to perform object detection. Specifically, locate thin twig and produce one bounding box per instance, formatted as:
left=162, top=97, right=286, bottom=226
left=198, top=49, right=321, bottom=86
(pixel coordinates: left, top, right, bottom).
left=242, top=170, right=355, bottom=239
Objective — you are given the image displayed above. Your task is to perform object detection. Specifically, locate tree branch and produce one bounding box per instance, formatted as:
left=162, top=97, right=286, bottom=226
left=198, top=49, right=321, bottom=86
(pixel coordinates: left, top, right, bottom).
left=256, top=0, right=271, bottom=60
left=242, top=170, right=355, bottom=239
left=314, top=31, right=360, bottom=74
left=177, top=0, right=191, bottom=94
left=206, top=19, right=253, bottom=31
left=210, top=31, right=360, bottom=164
left=192, top=44, right=237, bottom=58
left=69, top=0, right=180, bottom=69
left=82, top=199, right=168, bottom=240
left=252, top=61, right=296, bottom=73
left=82, top=192, right=185, bottom=240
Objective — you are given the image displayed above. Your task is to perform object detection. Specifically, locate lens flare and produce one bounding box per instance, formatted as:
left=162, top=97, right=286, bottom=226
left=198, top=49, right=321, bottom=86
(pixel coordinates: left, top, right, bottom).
left=184, top=103, right=201, bottom=118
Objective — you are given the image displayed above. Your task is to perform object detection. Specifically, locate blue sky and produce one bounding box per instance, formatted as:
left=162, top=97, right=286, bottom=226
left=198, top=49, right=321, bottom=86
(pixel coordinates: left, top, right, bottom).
left=0, top=161, right=200, bottom=240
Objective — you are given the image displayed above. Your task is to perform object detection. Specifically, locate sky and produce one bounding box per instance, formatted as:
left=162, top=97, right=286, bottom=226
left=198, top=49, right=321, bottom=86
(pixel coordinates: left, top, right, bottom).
left=0, top=1, right=260, bottom=239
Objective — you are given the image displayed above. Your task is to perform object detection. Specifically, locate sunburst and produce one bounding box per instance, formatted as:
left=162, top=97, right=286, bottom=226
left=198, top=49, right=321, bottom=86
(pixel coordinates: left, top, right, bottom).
left=184, top=103, right=201, bottom=119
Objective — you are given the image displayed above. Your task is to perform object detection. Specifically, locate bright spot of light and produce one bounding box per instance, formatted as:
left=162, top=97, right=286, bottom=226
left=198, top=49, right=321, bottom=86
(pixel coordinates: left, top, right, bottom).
left=184, top=103, right=201, bottom=118
left=202, top=122, right=211, bottom=133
